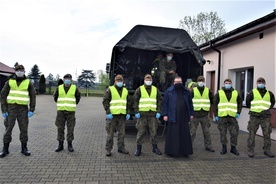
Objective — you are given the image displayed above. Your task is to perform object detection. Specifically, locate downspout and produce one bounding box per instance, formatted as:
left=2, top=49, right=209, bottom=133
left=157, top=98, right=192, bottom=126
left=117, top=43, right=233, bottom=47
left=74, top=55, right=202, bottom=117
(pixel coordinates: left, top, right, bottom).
left=210, top=42, right=221, bottom=91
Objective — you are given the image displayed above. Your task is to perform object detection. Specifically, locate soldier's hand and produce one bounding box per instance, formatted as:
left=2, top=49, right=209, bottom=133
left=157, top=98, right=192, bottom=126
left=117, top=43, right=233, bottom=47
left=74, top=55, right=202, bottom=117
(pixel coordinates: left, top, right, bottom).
left=235, top=113, right=240, bottom=119
left=106, top=114, right=113, bottom=120
left=126, top=114, right=130, bottom=120
left=135, top=113, right=140, bottom=119
left=156, top=113, right=161, bottom=119
left=215, top=116, right=219, bottom=122
left=2, top=112, right=8, bottom=118
left=28, top=111, right=34, bottom=117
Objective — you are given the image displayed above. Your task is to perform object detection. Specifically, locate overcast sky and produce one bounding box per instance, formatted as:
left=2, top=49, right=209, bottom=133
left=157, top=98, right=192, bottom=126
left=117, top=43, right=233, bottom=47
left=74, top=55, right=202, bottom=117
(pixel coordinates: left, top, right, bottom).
left=0, top=0, right=275, bottom=80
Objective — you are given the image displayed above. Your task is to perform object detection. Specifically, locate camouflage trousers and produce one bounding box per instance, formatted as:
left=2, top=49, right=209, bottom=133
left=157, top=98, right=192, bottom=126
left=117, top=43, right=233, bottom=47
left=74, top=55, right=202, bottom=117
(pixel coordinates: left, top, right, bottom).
left=217, top=117, right=239, bottom=146
left=55, top=111, right=76, bottom=142
left=190, top=115, right=213, bottom=149
left=159, top=71, right=176, bottom=89
left=3, top=105, right=29, bottom=143
left=247, top=116, right=272, bottom=152
left=136, top=116, right=158, bottom=145
left=105, top=115, right=126, bottom=151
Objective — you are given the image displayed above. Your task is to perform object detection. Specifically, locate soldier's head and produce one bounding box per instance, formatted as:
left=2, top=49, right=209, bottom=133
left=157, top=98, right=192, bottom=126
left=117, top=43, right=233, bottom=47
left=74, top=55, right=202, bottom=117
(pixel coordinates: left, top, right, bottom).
left=144, top=74, right=152, bottom=86
left=63, top=74, right=72, bottom=86
left=157, top=52, right=163, bottom=59
left=166, top=52, right=173, bottom=61
left=114, top=75, right=123, bottom=88
left=197, top=76, right=205, bottom=88
left=223, top=78, right=232, bottom=90
left=15, top=65, right=25, bottom=78
left=256, top=77, right=266, bottom=89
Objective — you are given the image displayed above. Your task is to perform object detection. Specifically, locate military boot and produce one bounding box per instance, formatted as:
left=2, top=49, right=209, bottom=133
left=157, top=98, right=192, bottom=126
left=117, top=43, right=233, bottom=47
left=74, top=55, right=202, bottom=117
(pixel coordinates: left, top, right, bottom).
left=264, top=150, right=275, bottom=158
left=0, top=143, right=10, bottom=158
left=68, top=141, right=74, bottom=152
left=220, top=144, right=227, bottom=155
left=135, top=145, right=142, bottom=156
left=230, top=146, right=239, bottom=155
left=248, top=150, right=254, bottom=157
left=106, top=150, right=112, bottom=156
left=118, top=148, right=129, bottom=154
left=21, top=143, right=31, bottom=156
left=55, top=141, right=64, bottom=152
left=152, top=144, right=162, bottom=155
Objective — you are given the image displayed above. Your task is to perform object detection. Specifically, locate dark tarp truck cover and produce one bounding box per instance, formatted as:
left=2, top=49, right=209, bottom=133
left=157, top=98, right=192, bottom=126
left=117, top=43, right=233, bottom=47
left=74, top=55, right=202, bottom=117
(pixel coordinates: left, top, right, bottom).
left=108, top=24, right=206, bottom=92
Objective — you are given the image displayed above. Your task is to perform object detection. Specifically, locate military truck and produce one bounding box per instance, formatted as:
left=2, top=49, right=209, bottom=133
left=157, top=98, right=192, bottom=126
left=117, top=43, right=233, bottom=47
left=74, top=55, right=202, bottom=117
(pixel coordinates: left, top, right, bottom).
left=106, top=24, right=206, bottom=93
left=105, top=25, right=205, bottom=125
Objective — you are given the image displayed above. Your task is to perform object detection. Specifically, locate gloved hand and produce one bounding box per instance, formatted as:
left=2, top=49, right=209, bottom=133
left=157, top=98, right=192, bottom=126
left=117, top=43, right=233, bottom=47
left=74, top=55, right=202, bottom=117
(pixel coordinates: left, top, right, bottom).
left=126, top=114, right=130, bottom=120
left=235, top=114, right=240, bottom=119
left=135, top=113, right=140, bottom=119
left=215, top=117, right=219, bottom=121
left=28, top=111, right=34, bottom=117
left=2, top=112, right=8, bottom=118
left=156, top=113, right=161, bottom=119
left=106, top=114, right=113, bottom=120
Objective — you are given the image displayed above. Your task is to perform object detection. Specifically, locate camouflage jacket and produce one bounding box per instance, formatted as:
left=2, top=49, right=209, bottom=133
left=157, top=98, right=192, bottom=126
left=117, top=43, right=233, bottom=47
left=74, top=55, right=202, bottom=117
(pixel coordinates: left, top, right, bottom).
left=159, top=58, right=177, bottom=73
left=1, top=75, right=36, bottom=112
left=102, top=85, right=131, bottom=115
left=246, top=87, right=275, bottom=117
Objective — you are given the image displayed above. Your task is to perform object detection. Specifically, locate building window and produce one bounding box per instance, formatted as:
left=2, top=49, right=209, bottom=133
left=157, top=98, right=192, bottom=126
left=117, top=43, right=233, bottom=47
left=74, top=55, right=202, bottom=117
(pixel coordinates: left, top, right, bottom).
left=235, top=68, right=254, bottom=105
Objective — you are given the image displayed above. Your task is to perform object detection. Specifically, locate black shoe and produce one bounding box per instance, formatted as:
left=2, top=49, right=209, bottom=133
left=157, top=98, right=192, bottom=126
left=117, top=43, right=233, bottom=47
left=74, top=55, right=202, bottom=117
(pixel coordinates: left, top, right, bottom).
left=0, top=143, right=9, bottom=158
left=220, top=145, right=227, bottom=155
left=68, top=141, right=74, bottom=152
left=230, top=146, right=239, bottom=156
left=135, top=145, right=142, bottom=156
left=21, top=143, right=31, bottom=156
left=106, top=150, right=112, bottom=156
left=264, top=150, right=275, bottom=158
left=55, top=141, right=64, bottom=152
left=118, top=148, right=129, bottom=154
left=152, top=144, right=162, bottom=155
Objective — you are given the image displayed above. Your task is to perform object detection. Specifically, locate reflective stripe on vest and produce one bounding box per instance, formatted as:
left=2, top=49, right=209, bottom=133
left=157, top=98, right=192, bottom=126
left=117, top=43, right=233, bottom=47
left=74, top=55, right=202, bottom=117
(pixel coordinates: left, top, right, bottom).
left=218, top=90, right=238, bottom=117
left=109, top=86, right=128, bottom=115
left=250, top=89, right=270, bottom=112
left=7, top=79, right=30, bottom=105
left=57, top=85, right=77, bottom=111
left=139, top=85, right=157, bottom=112
left=192, top=87, right=210, bottom=111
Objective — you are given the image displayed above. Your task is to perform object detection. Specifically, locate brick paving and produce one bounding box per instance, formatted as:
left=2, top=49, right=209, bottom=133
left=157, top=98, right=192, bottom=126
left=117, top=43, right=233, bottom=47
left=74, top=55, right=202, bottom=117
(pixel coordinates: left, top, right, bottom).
left=0, top=95, right=275, bottom=184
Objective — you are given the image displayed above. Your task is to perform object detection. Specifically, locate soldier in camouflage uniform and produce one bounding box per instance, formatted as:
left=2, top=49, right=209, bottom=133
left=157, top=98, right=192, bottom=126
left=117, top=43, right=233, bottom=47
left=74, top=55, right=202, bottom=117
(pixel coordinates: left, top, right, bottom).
left=190, top=76, right=215, bottom=152
left=102, top=75, right=131, bottom=156
left=159, top=52, right=177, bottom=91
left=246, top=77, right=275, bottom=158
left=54, top=74, right=81, bottom=152
left=133, top=74, right=162, bottom=156
left=213, top=78, right=242, bottom=156
left=0, top=65, right=36, bottom=158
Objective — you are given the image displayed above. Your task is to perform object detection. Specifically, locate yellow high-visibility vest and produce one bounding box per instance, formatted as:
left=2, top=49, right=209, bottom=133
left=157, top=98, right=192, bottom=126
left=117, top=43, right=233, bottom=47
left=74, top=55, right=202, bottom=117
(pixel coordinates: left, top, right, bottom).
left=250, top=89, right=270, bottom=112
left=109, top=86, right=128, bottom=115
left=7, top=79, right=30, bottom=105
left=218, top=90, right=238, bottom=117
left=139, top=85, right=157, bottom=112
left=57, top=85, right=77, bottom=111
left=192, top=87, right=210, bottom=111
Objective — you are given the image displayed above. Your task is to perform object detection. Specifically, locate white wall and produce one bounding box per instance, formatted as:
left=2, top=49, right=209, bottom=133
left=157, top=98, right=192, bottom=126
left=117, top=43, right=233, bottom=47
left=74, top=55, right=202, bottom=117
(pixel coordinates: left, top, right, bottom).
left=202, top=26, right=276, bottom=140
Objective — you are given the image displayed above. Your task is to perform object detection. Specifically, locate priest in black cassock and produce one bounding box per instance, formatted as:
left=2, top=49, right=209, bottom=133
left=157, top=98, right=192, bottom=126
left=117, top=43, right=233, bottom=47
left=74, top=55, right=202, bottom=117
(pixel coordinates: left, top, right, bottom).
left=162, top=76, right=194, bottom=157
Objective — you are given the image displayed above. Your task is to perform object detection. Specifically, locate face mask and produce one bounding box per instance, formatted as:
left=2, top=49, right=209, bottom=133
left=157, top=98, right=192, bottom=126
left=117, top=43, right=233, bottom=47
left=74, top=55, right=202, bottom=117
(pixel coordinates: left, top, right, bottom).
left=197, top=82, right=205, bottom=87
left=145, top=81, right=152, bottom=86
left=15, top=71, right=24, bottom=78
left=224, top=84, right=232, bottom=90
left=257, top=84, right=265, bottom=89
left=174, top=83, right=183, bottom=89
left=64, top=79, right=71, bottom=85
left=167, top=56, right=172, bottom=61
left=116, top=82, right=123, bottom=88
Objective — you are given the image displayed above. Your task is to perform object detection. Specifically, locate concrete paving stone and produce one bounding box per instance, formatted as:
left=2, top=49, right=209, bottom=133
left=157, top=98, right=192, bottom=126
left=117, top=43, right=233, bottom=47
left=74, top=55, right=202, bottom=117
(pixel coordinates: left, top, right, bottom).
left=0, top=96, right=275, bottom=184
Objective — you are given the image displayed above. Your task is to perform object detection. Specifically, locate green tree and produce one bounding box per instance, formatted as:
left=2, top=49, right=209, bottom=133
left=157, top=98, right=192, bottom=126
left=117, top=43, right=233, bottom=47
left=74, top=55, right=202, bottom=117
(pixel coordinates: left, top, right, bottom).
left=98, top=70, right=109, bottom=90
left=179, top=11, right=227, bottom=45
left=28, top=64, right=41, bottom=90
left=38, top=74, right=46, bottom=94
left=78, top=70, right=96, bottom=96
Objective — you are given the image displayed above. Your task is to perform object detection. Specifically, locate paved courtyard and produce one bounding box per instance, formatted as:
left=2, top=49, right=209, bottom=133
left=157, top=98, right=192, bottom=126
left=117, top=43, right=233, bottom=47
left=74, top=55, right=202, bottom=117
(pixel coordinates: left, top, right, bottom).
left=0, top=95, right=275, bottom=184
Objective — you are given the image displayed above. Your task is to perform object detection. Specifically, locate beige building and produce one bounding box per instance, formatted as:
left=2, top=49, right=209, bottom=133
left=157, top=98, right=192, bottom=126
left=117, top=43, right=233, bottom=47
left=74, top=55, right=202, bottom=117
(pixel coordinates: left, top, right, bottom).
left=199, top=10, right=276, bottom=140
